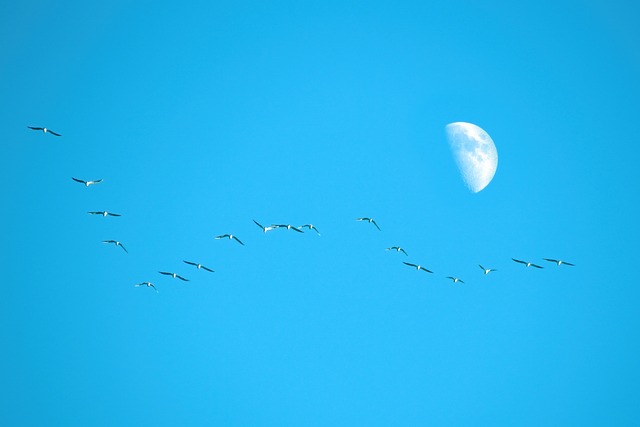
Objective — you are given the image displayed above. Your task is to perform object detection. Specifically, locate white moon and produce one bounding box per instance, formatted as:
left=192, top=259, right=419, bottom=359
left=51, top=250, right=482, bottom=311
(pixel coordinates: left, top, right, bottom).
left=445, top=122, right=498, bottom=193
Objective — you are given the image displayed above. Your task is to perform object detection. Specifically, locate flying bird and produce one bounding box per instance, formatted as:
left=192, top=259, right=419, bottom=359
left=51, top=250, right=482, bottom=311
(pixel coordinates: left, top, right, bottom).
left=72, top=177, right=103, bottom=187
left=159, top=271, right=189, bottom=281
left=300, top=224, right=321, bottom=235
left=512, top=258, right=544, bottom=269
left=253, top=220, right=276, bottom=233
left=135, top=282, right=158, bottom=292
left=446, top=276, right=465, bottom=283
left=356, top=217, right=381, bottom=231
left=183, top=260, right=214, bottom=272
left=403, top=262, right=433, bottom=273
left=273, top=224, right=304, bottom=233
left=28, top=126, right=61, bottom=136
left=215, top=234, right=244, bottom=245
left=102, top=240, right=128, bottom=253
left=543, top=258, right=575, bottom=267
left=386, top=246, right=408, bottom=256
left=479, top=265, right=497, bottom=275
left=88, top=211, right=121, bottom=217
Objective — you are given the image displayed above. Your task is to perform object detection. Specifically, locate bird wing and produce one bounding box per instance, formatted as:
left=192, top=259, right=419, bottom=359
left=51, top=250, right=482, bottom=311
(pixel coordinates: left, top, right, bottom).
left=72, top=177, right=86, bottom=184
left=372, top=220, right=381, bottom=231
left=291, top=226, right=304, bottom=233
left=120, top=244, right=128, bottom=253
left=201, top=266, right=214, bottom=272
left=543, top=258, right=558, bottom=263
left=28, top=126, right=44, bottom=131
left=421, top=268, right=433, bottom=273
left=159, top=271, right=172, bottom=276
left=403, top=262, right=417, bottom=268
left=562, top=261, right=575, bottom=266
left=253, top=220, right=264, bottom=229
left=107, top=212, right=121, bottom=216
left=177, top=275, right=189, bottom=281
left=48, top=130, right=61, bottom=136
left=183, top=260, right=197, bottom=266
left=102, top=240, right=115, bottom=244
left=233, top=236, right=245, bottom=245
left=512, top=258, right=527, bottom=264
left=400, top=248, right=408, bottom=256
left=531, top=264, right=544, bottom=269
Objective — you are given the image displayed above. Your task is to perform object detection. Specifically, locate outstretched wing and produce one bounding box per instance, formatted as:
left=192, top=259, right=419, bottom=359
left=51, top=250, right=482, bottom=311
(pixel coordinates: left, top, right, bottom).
left=232, top=236, right=245, bottom=245
left=72, top=177, right=86, bottom=184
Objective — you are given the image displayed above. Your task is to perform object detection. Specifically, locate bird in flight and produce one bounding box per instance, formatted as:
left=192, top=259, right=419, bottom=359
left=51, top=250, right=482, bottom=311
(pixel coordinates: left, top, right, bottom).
left=356, top=217, right=381, bottom=231
left=102, top=240, right=128, bottom=253
left=543, top=258, right=575, bottom=267
left=300, top=224, right=321, bottom=235
left=512, top=258, right=544, bottom=268
left=159, top=271, right=189, bottom=281
left=183, top=260, right=214, bottom=272
left=28, top=126, right=61, bottom=136
left=215, top=234, right=245, bottom=245
left=72, top=177, right=103, bottom=187
left=386, top=246, right=408, bottom=256
left=446, top=276, right=465, bottom=283
left=88, top=211, right=121, bottom=217
left=403, top=262, right=433, bottom=273
left=135, top=282, right=158, bottom=292
left=479, top=265, right=497, bottom=274
left=273, top=224, right=304, bottom=233
left=253, top=220, right=276, bottom=233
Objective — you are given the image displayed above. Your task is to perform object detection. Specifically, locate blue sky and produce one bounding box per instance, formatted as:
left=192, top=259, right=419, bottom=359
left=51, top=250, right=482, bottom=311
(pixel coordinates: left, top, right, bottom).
left=2, top=1, right=639, bottom=425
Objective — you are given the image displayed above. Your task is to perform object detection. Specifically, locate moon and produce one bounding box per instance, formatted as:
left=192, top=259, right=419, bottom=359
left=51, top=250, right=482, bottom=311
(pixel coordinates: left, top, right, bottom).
left=445, top=122, right=498, bottom=193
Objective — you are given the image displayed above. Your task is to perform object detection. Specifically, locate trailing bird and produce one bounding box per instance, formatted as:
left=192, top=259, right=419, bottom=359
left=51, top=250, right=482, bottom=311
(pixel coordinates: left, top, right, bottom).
left=446, top=276, right=465, bottom=283
left=273, top=224, right=304, bottom=233
left=300, top=224, right=321, bottom=235
left=403, top=262, right=433, bottom=273
left=479, top=265, right=497, bottom=274
left=356, top=217, right=381, bottom=231
left=512, top=258, right=544, bottom=268
left=72, top=177, right=103, bottom=187
left=159, top=271, right=189, bottom=281
left=543, top=258, right=575, bottom=267
left=88, top=211, right=121, bottom=217
left=215, top=234, right=244, bottom=245
left=253, top=220, right=276, bottom=233
left=102, top=240, right=127, bottom=253
left=28, top=126, right=61, bottom=136
left=386, top=246, right=408, bottom=256
left=183, top=260, right=214, bottom=272
left=135, top=282, right=158, bottom=292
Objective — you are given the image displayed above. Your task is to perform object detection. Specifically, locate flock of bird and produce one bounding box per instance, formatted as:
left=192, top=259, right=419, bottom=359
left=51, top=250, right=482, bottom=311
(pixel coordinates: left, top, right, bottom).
left=29, top=125, right=575, bottom=293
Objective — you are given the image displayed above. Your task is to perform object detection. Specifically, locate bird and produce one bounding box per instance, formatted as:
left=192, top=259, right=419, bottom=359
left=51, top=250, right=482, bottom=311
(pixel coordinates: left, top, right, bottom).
left=158, top=271, right=189, bottom=281
left=28, top=126, right=61, bottom=136
left=88, top=211, right=121, bottom=217
left=356, top=217, right=381, bottom=231
left=300, top=224, right=321, bottom=235
left=273, top=224, right=304, bottom=233
left=512, top=258, right=544, bottom=268
left=543, top=258, right=575, bottom=267
left=253, top=220, right=276, bottom=233
left=183, top=260, right=214, bottom=272
left=479, top=265, right=497, bottom=274
left=72, top=177, right=103, bottom=187
left=403, top=262, right=433, bottom=273
left=386, top=246, right=408, bottom=256
left=215, top=234, right=244, bottom=245
left=446, top=276, right=465, bottom=283
left=102, top=240, right=128, bottom=253
left=135, top=282, right=158, bottom=292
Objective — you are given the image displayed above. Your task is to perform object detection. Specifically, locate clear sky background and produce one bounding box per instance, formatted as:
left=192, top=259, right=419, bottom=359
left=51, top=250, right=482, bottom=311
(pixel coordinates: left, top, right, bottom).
left=2, top=1, right=639, bottom=425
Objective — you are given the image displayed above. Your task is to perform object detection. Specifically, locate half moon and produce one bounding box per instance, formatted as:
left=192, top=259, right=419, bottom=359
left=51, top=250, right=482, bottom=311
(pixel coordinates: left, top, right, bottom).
left=445, top=122, right=498, bottom=193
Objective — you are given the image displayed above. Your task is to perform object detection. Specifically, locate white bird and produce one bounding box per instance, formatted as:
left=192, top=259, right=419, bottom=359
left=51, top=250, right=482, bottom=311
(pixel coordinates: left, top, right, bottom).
left=512, top=258, right=544, bottom=269
left=403, top=262, right=433, bottom=273
left=356, top=217, right=381, bottom=231
left=253, top=220, right=275, bottom=233
left=215, top=234, right=244, bottom=245
left=72, top=177, right=103, bottom=187
left=28, top=126, right=61, bottom=136
left=102, top=240, right=128, bottom=253
left=446, top=276, right=465, bottom=283
left=183, top=260, right=214, bottom=272
left=273, top=224, right=304, bottom=233
left=159, top=271, right=189, bottom=281
left=135, top=282, right=158, bottom=292
left=88, top=211, right=121, bottom=217
left=479, top=264, right=497, bottom=275
left=386, top=246, right=408, bottom=256
left=300, top=224, right=321, bottom=235
left=543, top=258, right=575, bottom=267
